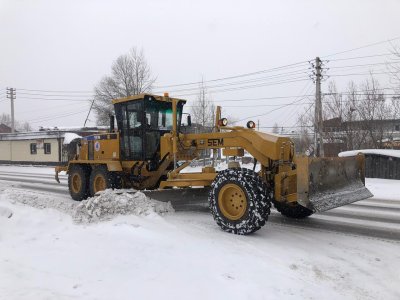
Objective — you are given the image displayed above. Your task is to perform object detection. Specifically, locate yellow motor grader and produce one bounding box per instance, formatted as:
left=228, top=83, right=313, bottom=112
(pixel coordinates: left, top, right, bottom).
left=55, top=93, right=372, bottom=234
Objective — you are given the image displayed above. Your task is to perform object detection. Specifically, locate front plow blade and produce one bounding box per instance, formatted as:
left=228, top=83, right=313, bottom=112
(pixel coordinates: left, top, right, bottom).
left=296, top=155, right=373, bottom=212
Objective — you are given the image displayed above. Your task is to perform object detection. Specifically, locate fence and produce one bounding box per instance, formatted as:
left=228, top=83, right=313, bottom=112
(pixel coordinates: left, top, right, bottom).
left=365, top=154, right=400, bottom=180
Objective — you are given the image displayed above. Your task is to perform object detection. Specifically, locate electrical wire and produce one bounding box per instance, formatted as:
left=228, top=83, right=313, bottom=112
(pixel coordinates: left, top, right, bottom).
left=327, top=53, right=396, bottom=62
left=18, top=92, right=94, bottom=97
left=171, top=78, right=310, bottom=97
left=234, top=96, right=311, bottom=123
left=279, top=82, right=314, bottom=128
left=154, top=60, right=310, bottom=89
left=17, top=88, right=94, bottom=93
left=322, top=36, right=400, bottom=58
left=18, top=96, right=91, bottom=102
left=155, top=73, right=310, bottom=95
left=27, top=109, right=88, bottom=124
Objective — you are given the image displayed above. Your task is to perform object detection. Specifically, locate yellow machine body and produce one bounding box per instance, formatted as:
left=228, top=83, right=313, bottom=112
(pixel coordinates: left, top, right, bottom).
left=56, top=93, right=372, bottom=216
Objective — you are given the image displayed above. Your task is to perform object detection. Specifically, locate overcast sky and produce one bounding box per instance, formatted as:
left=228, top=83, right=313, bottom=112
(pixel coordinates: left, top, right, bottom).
left=1, top=0, right=400, bottom=131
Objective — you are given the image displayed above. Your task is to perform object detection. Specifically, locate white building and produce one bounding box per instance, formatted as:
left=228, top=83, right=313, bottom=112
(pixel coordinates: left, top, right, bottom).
left=0, top=127, right=103, bottom=165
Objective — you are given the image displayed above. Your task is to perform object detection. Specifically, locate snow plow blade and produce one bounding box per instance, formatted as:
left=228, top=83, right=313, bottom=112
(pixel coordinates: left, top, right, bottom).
left=296, top=155, right=373, bottom=212
left=143, top=188, right=210, bottom=208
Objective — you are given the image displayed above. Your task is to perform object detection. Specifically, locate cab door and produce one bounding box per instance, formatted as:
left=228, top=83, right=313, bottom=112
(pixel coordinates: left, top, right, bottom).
left=119, top=101, right=144, bottom=161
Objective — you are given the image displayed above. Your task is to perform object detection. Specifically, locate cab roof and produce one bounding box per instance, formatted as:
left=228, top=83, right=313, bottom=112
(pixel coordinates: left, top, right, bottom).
left=112, top=93, right=187, bottom=105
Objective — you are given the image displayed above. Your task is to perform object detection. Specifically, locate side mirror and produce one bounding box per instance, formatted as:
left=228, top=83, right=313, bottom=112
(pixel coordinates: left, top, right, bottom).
left=187, top=115, right=192, bottom=127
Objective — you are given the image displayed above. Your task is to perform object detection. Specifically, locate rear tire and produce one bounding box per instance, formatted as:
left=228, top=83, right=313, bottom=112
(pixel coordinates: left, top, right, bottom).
left=68, top=164, right=90, bottom=201
left=209, top=168, right=271, bottom=235
left=89, top=165, right=122, bottom=196
left=273, top=201, right=314, bottom=219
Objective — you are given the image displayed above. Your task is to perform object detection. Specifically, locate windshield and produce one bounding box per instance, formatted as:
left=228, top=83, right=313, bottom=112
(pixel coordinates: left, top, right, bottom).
left=145, top=99, right=183, bottom=131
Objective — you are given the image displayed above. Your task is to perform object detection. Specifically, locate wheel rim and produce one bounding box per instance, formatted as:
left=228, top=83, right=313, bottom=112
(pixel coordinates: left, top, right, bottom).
left=93, top=174, right=106, bottom=193
left=218, top=183, right=247, bottom=221
left=71, top=173, right=82, bottom=193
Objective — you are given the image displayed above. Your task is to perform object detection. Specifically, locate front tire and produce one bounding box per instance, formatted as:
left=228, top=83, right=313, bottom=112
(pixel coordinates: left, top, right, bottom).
left=68, top=164, right=90, bottom=201
left=89, top=165, right=122, bottom=196
left=209, top=168, right=271, bottom=235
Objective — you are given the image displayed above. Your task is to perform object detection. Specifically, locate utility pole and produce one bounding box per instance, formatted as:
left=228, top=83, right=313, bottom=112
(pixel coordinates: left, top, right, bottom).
left=313, top=57, right=324, bottom=157
left=6, top=87, right=16, bottom=133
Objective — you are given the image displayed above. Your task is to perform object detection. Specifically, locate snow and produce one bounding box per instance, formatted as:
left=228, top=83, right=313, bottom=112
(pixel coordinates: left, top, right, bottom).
left=73, top=189, right=174, bottom=223
left=0, top=166, right=400, bottom=299
left=365, top=178, right=400, bottom=201
left=63, top=132, right=82, bottom=144
left=339, top=149, right=400, bottom=158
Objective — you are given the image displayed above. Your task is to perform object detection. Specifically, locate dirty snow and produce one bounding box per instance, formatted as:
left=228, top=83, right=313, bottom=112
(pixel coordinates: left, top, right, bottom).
left=73, top=189, right=174, bottom=223
left=339, top=149, right=400, bottom=158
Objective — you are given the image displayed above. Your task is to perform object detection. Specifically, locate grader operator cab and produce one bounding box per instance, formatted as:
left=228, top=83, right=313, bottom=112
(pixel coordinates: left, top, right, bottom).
left=56, top=93, right=373, bottom=235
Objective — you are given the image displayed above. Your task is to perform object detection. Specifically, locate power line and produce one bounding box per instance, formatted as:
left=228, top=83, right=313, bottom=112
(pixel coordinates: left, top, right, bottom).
left=18, top=101, right=88, bottom=114
left=172, top=78, right=310, bottom=97
left=156, top=73, right=310, bottom=95
left=17, top=88, right=93, bottom=93
left=18, top=96, right=91, bottom=102
left=327, top=53, right=395, bottom=62
left=27, top=109, right=88, bottom=124
left=18, top=92, right=94, bottom=97
left=279, top=82, right=314, bottom=128
left=234, top=96, right=310, bottom=123
left=154, top=60, right=310, bottom=89
left=329, top=61, right=400, bottom=69
left=322, top=36, right=400, bottom=58
left=328, top=71, right=397, bottom=77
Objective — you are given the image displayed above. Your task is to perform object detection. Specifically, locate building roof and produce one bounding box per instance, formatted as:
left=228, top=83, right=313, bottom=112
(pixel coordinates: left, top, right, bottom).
left=0, top=127, right=105, bottom=141
left=0, top=123, right=13, bottom=133
left=339, top=149, right=400, bottom=158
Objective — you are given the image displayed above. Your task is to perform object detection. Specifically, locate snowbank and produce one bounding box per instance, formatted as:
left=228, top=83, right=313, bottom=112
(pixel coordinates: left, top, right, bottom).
left=73, top=189, right=174, bottom=223
left=0, top=187, right=174, bottom=223
left=339, top=149, right=400, bottom=158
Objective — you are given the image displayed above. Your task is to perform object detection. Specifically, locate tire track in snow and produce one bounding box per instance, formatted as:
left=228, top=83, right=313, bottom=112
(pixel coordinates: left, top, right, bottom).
left=1, top=168, right=399, bottom=240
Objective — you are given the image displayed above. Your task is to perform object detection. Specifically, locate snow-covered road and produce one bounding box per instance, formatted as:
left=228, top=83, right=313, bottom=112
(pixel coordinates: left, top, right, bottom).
left=0, top=165, right=399, bottom=240
left=1, top=165, right=400, bottom=299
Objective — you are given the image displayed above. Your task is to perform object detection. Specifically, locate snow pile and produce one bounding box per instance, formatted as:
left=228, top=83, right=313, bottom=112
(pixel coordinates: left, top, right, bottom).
left=339, top=149, right=400, bottom=158
left=63, top=132, right=82, bottom=144
left=73, top=189, right=174, bottom=223
left=0, top=206, right=13, bottom=219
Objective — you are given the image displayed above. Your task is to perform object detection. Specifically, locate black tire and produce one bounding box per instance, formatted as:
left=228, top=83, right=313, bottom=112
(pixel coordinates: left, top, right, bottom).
left=208, top=168, right=271, bottom=235
left=68, top=164, right=90, bottom=201
left=273, top=200, right=314, bottom=219
left=89, top=165, right=122, bottom=196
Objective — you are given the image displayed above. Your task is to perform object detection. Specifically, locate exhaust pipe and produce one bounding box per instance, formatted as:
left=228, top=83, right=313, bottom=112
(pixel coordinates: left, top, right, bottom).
left=109, top=115, right=115, bottom=132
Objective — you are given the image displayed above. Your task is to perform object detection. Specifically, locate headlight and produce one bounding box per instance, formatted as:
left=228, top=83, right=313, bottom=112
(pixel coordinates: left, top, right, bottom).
left=246, top=120, right=256, bottom=129
left=219, top=118, right=228, bottom=126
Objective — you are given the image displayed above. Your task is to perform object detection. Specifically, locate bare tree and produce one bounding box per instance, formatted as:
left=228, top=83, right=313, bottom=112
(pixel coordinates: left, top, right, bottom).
left=190, top=78, right=215, bottom=131
left=388, top=44, right=400, bottom=94
left=293, top=109, right=313, bottom=154
left=355, top=77, right=389, bottom=148
left=0, top=113, right=32, bottom=132
left=296, top=76, right=397, bottom=153
left=93, top=47, right=156, bottom=125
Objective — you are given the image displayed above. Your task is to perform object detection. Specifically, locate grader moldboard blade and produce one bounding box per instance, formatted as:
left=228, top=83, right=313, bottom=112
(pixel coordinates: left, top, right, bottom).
left=143, top=188, right=210, bottom=210
left=296, top=155, right=373, bottom=212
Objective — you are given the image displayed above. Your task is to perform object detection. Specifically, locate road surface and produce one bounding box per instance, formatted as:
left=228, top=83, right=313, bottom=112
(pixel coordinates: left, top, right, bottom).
left=0, top=166, right=399, bottom=241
